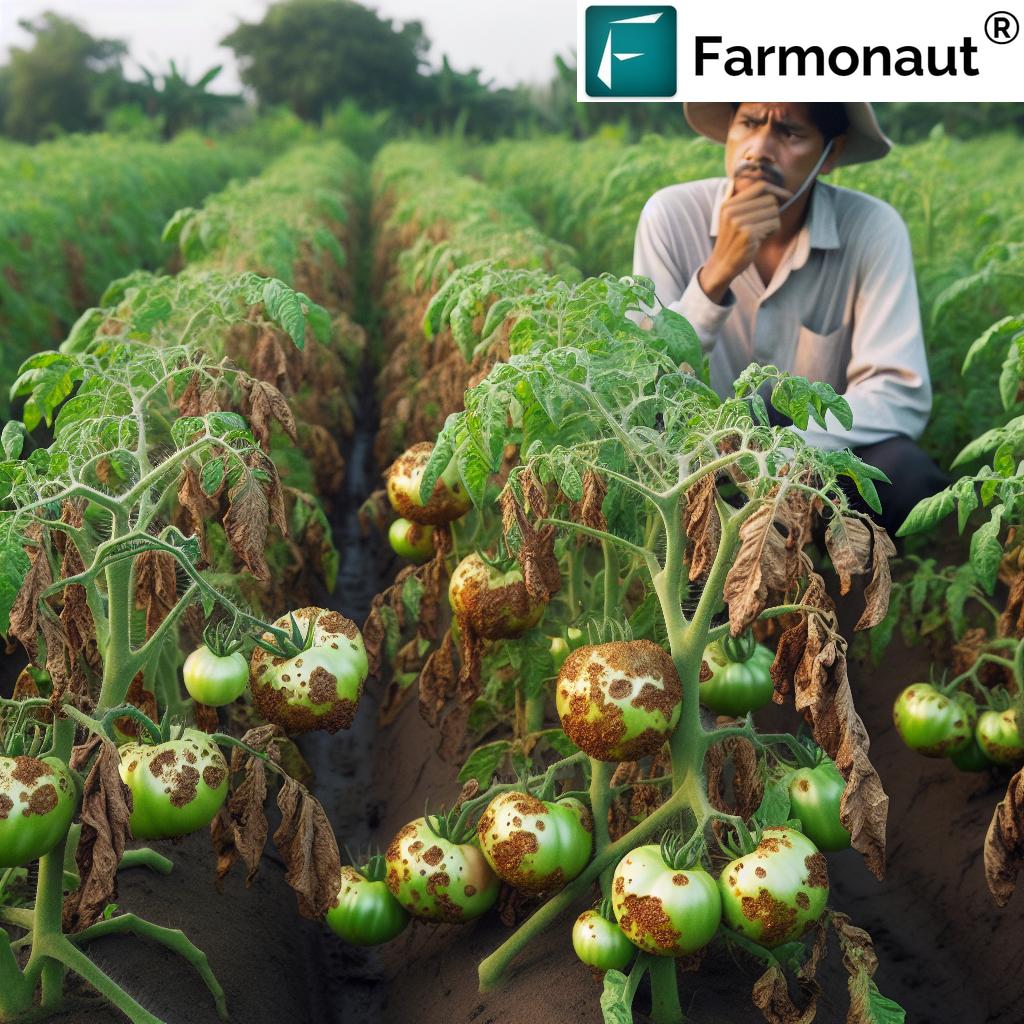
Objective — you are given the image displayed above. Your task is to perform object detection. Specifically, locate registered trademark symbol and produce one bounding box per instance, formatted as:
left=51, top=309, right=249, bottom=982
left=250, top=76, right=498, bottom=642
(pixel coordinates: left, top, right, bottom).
left=985, top=10, right=1019, bottom=43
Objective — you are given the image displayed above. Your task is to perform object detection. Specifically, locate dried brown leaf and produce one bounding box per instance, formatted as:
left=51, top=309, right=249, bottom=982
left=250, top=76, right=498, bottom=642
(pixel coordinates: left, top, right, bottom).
left=985, top=767, right=1024, bottom=907
left=751, top=963, right=818, bottom=1024
left=273, top=777, right=342, bottom=919
left=63, top=737, right=133, bottom=931
left=242, top=377, right=298, bottom=451
left=419, top=631, right=456, bottom=726
left=854, top=520, right=897, bottom=631
left=134, top=550, right=177, bottom=639
left=825, top=516, right=872, bottom=596
left=683, top=474, right=720, bottom=582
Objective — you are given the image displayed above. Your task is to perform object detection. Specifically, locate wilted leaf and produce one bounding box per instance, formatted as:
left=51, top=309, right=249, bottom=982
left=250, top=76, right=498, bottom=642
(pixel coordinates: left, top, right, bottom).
left=854, top=521, right=897, bottom=631
left=825, top=516, right=872, bottom=596
left=985, top=767, right=1024, bottom=907
left=241, top=377, right=298, bottom=451
left=419, top=630, right=456, bottom=726
left=273, top=777, right=342, bottom=918
left=683, top=474, right=720, bottom=582
left=64, top=737, right=133, bottom=931
left=751, top=963, right=817, bottom=1024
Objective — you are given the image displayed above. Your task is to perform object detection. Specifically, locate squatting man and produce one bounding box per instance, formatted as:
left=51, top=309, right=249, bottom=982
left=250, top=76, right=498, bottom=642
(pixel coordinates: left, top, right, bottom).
left=632, top=101, right=948, bottom=536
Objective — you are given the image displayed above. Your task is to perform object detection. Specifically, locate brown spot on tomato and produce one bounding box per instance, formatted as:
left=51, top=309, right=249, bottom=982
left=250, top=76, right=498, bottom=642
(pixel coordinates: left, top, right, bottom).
left=422, top=845, right=444, bottom=867
left=617, top=893, right=682, bottom=951
left=803, top=852, right=828, bottom=889
left=148, top=750, right=177, bottom=779
left=11, top=757, right=48, bottom=786
left=24, top=783, right=58, bottom=817
left=755, top=866, right=767, bottom=879
left=0, top=794, right=12, bottom=820
left=796, top=779, right=810, bottom=792
left=740, top=887, right=798, bottom=946
left=608, top=678, right=631, bottom=699
left=673, top=873, right=689, bottom=886
left=795, top=891, right=810, bottom=910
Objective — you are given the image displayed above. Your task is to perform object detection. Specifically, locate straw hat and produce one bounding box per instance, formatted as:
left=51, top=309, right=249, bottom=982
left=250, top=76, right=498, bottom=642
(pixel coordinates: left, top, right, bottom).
left=683, top=102, right=892, bottom=166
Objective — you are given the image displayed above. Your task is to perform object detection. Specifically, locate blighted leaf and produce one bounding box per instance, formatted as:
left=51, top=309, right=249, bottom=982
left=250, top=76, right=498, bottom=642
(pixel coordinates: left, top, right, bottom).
left=832, top=913, right=905, bottom=1023
left=683, top=474, right=720, bottom=583
left=984, top=767, right=1024, bottom=907
left=419, top=631, right=456, bottom=726
left=64, top=737, right=133, bottom=932
left=134, top=549, right=178, bottom=639
left=824, top=516, right=872, bottom=597
left=854, top=520, right=897, bottom=631
left=8, top=527, right=52, bottom=659
left=751, top=963, right=817, bottom=1024
left=241, top=377, right=298, bottom=451
left=723, top=502, right=791, bottom=636
left=274, top=777, right=342, bottom=918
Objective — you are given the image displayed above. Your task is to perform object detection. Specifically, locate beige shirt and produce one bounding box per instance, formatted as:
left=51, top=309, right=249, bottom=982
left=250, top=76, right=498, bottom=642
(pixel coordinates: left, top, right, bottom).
left=632, top=176, right=932, bottom=451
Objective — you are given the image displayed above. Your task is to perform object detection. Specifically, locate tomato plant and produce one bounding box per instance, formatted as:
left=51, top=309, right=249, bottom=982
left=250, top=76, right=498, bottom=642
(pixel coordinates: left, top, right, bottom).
left=388, top=516, right=435, bottom=563
left=250, top=607, right=368, bottom=734
left=476, top=791, right=592, bottom=893
left=893, top=683, right=975, bottom=756
left=385, top=815, right=500, bottom=923
left=326, top=858, right=410, bottom=946
left=119, top=730, right=229, bottom=840
left=572, top=903, right=635, bottom=972
left=611, top=839, right=721, bottom=956
left=0, top=756, right=77, bottom=869
left=699, top=633, right=775, bottom=717
left=718, top=827, right=829, bottom=948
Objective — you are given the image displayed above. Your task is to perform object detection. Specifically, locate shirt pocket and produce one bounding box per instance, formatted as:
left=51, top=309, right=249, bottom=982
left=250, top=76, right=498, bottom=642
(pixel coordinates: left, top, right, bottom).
left=790, top=322, right=849, bottom=388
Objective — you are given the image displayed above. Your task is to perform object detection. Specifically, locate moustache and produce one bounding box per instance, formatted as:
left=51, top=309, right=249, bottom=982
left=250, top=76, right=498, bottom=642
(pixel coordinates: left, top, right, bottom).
left=734, top=163, right=784, bottom=186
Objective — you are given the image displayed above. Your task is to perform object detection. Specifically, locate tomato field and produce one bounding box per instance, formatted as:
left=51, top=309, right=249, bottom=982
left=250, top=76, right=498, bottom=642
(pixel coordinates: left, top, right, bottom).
left=1, top=118, right=1024, bottom=1024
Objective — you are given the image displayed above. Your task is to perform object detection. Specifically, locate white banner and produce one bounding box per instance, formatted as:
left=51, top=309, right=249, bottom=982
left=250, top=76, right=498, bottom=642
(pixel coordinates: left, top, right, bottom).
left=578, top=1, right=1024, bottom=101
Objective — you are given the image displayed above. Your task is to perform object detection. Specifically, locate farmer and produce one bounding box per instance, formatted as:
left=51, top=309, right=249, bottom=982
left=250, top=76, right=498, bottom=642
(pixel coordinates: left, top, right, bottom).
left=632, top=101, right=947, bottom=536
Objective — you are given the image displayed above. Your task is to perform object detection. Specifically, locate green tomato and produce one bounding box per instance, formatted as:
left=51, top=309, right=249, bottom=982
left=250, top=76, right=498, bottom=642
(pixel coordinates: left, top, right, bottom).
left=250, top=607, right=368, bottom=734
left=788, top=761, right=851, bottom=852
left=549, top=627, right=585, bottom=672
left=388, top=517, right=435, bottom=563
left=572, top=910, right=635, bottom=971
left=0, top=756, right=77, bottom=868
left=556, top=640, right=682, bottom=762
left=892, top=684, right=974, bottom=757
left=182, top=646, right=249, bottom=707
left=700, top=643, right=775, bottom=716
left=719, top=827, right=829, bottom=948
left=976, top=709, right=1024, bottom=766
left=118, top=730, right=228, bottom=840
left=385, top=817, right=500, bottom=923
left=326, top=865, right=409, bottom=945
left=611, top=845, right=721, bottom=956
left=448, top=554, right=547, bottom=641
left=476, top=792, right=592, bottom=893
left=386, top=442, right=471, bottom=525
left=950, top=735, right=993, bottom=772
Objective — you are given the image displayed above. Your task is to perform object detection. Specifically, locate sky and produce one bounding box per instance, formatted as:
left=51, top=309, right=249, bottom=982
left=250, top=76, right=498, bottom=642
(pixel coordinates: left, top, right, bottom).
left=0, top=0, right=579, bottom=91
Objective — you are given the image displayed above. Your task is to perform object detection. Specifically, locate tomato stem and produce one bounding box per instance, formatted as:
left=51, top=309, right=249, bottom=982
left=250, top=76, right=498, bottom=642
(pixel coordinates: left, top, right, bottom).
left=648, top=954, right=685, bottom=1023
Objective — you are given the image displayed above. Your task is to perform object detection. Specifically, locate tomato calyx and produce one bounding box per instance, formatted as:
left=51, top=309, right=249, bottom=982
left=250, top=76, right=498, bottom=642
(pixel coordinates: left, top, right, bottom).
left=422, top=799, right=477, bottom=846
left=201, top=619, right=246, bottom=659
left=659, top=828, right=706, bottom=872
left=252, top=611, right=316, bottom=660
left=721, top=629, right=758, bottom=664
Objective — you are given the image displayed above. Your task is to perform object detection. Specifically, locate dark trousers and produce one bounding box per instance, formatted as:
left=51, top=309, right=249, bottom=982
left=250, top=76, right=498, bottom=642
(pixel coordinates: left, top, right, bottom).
left=844, top=435, right=949, bottom=539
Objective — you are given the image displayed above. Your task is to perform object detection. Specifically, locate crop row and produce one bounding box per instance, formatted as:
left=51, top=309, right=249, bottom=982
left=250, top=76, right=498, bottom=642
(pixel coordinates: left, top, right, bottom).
left=0, top=134, right=266, bottom=411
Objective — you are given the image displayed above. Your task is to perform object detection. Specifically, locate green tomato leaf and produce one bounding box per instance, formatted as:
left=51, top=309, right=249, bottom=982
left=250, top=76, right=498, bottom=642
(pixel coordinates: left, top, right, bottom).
left=896, top=488, right=955, bottom=537
left=969, top=504, right=1004, bottom=594
left=261, top=278, right=307, bottom=350
left=1, top=422, right=26, bottom=460
left=60, top=306, right=104, bottom=355
left=0, top=533, right=31, bottom=637
left=457, top=740, right=512, bottom=788
left=753, top=778, right=791, bottom=828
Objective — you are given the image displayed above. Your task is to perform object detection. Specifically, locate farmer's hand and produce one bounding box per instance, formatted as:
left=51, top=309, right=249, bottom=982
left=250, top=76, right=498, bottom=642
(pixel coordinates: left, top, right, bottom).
left=698, top=179, right=793, bottom=304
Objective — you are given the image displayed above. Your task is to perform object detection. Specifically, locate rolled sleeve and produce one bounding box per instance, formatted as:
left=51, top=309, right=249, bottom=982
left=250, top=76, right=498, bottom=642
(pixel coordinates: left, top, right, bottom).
left=798, top=206, right=931, bottom=451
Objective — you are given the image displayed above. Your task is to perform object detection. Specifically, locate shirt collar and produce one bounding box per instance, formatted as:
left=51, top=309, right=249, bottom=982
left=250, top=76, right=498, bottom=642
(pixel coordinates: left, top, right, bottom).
left=709, top=177, right=840, bottom=270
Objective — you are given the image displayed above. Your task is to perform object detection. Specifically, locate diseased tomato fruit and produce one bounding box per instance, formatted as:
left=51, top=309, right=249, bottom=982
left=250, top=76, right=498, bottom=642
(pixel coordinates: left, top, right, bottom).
left=449, top=554, right=547, bottom=640
left=249, top=607, right=368, bottom=734
left=699, top=642, right=775, bottom=716
left=0, top=756, right=77, bottom=868
left=787, top=760, right=851, bottom=852
left=476, top=792, right=592, bottom=893
left=892, top=684, right=974, bottom=757
left=555, top=641, right=682, bottom=762
left=976, top=709, right=1024, bottom=766
left=388, top=517, right=435, bottom=563
left=182, top=645, right=249, bottom=707
left=118, top=730, right=228, bottom=840
left=572, top=909, right=635, bottom=971
left=611, top=845, right=721, bottom=956
left=386, top=442, right=471, bottom=525
left=385, top=818, right=500, bottom=923
left=718, top=827, right=829, bottom=948
left=950, top=736, right=993, bottom=772
left=326, top=864, right=409, bottom=945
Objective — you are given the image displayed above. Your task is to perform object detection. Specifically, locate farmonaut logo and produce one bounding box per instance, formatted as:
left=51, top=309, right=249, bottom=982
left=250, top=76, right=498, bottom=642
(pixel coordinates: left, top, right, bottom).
left=585, top=6, right=677, bottom=96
